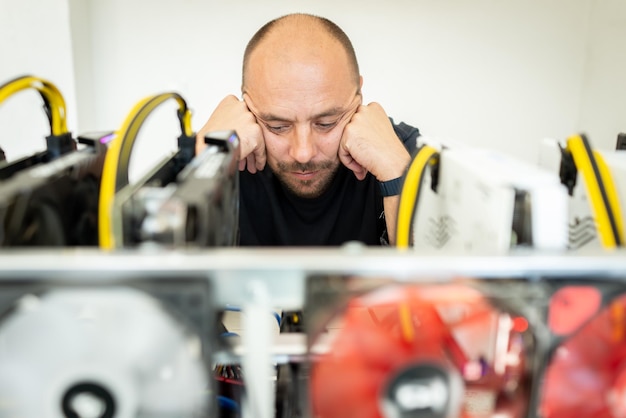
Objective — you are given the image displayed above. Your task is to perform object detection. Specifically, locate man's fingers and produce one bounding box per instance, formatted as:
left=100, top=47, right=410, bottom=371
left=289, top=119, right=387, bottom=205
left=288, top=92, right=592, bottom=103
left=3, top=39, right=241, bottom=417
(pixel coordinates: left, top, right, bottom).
left=246, top=153, right=257, bottom=174
left=339, top=146, right=367, bottom=180
left=240, top=139, right=266, bottom=173
left=351, top=165, right=368, bottom=180
left=254, top=145, right=267, bottom=171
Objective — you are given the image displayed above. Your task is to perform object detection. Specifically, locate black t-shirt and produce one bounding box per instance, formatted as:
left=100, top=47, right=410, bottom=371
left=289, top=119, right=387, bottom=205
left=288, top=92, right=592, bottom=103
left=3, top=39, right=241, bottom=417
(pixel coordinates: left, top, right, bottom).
left=238, top=120, right=420, bottom=246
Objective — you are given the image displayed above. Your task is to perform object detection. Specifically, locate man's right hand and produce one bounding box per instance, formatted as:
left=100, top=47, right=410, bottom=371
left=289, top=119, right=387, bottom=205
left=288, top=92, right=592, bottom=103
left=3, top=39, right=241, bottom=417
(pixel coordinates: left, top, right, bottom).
left=195, top=95, right=267, bottom=173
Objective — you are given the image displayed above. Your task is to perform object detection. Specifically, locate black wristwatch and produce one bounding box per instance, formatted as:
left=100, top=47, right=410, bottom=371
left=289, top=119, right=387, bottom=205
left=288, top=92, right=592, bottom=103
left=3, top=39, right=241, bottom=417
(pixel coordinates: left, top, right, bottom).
left=378, top=176, right=403, bottom=197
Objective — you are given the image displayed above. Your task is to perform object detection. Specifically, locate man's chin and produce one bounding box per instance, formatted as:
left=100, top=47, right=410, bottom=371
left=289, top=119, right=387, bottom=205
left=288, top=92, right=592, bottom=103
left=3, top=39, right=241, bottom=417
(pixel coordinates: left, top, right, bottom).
left=283, top=180, right=326, bottom=199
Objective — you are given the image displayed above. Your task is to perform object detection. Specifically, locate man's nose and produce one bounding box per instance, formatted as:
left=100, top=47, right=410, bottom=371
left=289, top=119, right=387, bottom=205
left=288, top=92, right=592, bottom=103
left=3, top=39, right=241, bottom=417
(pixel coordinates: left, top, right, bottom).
left=289, top=124, right=316, bottom=164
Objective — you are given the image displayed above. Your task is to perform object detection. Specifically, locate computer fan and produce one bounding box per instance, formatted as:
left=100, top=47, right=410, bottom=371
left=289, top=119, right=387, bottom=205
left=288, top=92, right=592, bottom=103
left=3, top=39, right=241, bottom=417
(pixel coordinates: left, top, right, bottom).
left=308, top=282, right=533, bottom=418
left=540, top=287, right=626, bottom=418
left=0, top=274, right=216, bottom=418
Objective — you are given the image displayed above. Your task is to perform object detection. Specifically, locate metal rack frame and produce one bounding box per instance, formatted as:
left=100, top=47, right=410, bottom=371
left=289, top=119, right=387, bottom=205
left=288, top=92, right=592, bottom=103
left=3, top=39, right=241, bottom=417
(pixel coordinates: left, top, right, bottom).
left=1, top=247, right=625, bottom=418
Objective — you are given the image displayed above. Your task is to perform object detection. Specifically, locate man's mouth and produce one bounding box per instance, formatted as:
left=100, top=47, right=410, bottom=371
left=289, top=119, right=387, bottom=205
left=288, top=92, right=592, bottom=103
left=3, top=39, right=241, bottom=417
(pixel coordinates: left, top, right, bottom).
left=292, top=171, right=318, bottom=180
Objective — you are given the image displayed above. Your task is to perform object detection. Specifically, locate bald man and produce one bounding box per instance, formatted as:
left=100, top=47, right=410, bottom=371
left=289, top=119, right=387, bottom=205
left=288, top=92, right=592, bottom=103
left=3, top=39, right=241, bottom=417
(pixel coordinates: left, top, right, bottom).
left=196, top=13, right=419, bottom=246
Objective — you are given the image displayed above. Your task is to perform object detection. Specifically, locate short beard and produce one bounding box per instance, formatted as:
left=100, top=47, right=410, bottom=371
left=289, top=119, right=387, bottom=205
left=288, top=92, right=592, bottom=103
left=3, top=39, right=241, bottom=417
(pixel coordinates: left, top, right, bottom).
left=273, top=160, right=339, bottom=199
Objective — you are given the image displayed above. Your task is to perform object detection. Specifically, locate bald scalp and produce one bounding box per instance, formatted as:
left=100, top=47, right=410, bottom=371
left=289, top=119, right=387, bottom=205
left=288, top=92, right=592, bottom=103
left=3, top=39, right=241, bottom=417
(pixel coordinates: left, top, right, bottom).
left=242, top=13, right=360, bottom=90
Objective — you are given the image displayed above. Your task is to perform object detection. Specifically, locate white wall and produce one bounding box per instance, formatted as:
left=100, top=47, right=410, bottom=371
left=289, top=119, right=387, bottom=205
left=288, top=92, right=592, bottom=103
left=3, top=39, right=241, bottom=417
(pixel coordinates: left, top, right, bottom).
left=0, top=0, right=78, bottom=161
left=4, top=0, right=625, bottom=175
left=68, top=0, right=96, bottom=133
left=578, top=0, right=626, bottom=151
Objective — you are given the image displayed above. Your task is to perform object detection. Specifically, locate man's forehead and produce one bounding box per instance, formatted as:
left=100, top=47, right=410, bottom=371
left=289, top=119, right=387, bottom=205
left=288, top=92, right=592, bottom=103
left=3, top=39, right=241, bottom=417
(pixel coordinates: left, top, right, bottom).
left=247, top=87, right=354, bottom=120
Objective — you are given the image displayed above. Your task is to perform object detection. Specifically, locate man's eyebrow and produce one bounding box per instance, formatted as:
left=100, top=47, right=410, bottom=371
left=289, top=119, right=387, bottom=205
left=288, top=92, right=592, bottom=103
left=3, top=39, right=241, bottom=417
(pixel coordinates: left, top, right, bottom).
left=255, top=112, right=291, bottom=123
left=255, top=107, right=345, bottom=123
left=312, top=107, right=345, bottom=119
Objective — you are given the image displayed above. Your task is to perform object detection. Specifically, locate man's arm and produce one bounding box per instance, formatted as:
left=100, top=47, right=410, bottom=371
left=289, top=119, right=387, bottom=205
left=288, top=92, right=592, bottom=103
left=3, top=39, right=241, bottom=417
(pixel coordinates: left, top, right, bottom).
left=382, top=195, right=402, bottom=245
left=338, top=102, right=411, bottom=245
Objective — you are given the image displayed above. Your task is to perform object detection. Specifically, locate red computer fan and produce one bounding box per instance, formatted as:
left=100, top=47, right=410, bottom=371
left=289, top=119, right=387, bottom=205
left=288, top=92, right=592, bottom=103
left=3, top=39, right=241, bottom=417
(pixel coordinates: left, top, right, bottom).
left=309, top=283, right=530, bottom=418
left=540, top=289, right=626, bottom=418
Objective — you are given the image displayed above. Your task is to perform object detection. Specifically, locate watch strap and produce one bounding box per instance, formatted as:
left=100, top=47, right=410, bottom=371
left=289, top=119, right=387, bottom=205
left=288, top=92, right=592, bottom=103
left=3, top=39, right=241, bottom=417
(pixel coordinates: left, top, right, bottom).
left=378, top=176, right=403, bottom=197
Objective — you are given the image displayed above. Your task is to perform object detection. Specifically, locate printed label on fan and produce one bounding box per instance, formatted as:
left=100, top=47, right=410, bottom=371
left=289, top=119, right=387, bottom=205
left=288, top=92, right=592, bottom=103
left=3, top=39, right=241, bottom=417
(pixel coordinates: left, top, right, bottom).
left=194, top=153, right=226, bottom=179
left=29, top=152, right=89, bottom=178
left=463, top=389, right=495, bottom=415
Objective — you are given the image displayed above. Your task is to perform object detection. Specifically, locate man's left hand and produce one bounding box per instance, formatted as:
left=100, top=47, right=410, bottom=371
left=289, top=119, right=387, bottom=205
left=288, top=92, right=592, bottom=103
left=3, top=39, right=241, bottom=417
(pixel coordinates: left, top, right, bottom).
left=338, top=102, right=411, bottom=182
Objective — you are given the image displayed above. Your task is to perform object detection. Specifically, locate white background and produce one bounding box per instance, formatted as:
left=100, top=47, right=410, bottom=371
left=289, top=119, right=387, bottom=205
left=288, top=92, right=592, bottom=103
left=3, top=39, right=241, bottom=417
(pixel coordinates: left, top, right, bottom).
left=2, top=0, right=625, bottom=179
left=0, top=0, right=77, bottom=162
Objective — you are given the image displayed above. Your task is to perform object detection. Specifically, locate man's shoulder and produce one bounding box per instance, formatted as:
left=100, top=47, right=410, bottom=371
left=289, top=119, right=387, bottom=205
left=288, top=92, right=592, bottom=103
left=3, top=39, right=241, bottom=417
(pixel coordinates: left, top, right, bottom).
left=389, top=118, right=420, bottom=154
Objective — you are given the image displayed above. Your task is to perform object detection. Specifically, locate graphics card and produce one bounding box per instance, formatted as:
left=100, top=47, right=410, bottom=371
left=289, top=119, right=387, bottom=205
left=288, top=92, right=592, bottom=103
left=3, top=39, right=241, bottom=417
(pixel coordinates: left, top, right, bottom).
left=404, top=143, right=569, bottom=254
left=0, top=132, right=109, bottom=246
left=110, top=130, right=239, bottom=248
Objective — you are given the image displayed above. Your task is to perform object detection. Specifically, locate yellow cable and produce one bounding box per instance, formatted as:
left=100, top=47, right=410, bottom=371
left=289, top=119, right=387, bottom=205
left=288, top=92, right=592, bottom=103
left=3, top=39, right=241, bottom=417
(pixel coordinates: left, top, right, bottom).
left=41, top=80, right=68, bottom=134
left=0, top=75, right=68, bottom=136
left=594, top=149, right=625, bottom=244
left=396, top=145, right=440, bottom=249
left=98, top=92, right=192, bottom=250
left=398, top=302, right=415, bottom=343
left=610, top=302, right=625, bottom=342
left=566, top=134, right=624, bottom=248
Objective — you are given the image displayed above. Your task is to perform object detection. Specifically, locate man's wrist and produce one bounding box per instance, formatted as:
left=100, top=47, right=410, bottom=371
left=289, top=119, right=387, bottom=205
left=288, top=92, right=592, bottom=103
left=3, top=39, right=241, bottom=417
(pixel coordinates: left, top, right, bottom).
left=378, top=176, right=403, bottom=197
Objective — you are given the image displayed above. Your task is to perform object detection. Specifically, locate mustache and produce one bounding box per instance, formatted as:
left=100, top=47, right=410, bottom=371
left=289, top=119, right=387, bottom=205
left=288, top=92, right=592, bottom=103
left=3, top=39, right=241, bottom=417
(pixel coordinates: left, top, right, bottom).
left=277, top=161, right=333, bottom=172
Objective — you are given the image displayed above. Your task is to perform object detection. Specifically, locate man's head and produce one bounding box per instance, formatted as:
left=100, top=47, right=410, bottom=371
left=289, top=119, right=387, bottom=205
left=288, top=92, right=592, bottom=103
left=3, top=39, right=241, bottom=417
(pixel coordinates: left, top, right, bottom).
left=242, top=14, right=360, bottom=89
left=241, top=14, right=363, bottom=198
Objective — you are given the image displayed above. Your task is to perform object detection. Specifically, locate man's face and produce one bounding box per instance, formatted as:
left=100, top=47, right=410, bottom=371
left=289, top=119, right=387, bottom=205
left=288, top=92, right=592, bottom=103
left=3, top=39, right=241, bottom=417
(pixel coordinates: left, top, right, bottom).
left=243, top=38, right=362, bottom=199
